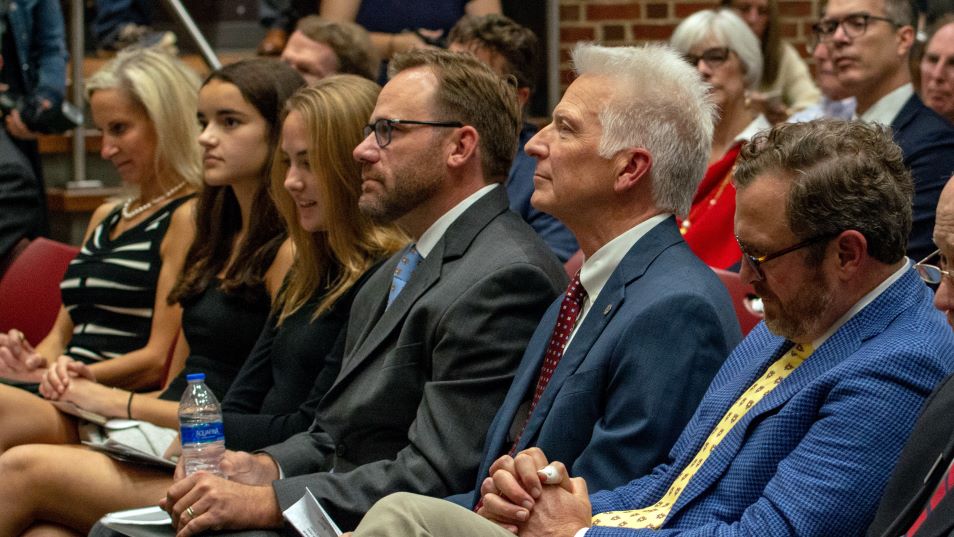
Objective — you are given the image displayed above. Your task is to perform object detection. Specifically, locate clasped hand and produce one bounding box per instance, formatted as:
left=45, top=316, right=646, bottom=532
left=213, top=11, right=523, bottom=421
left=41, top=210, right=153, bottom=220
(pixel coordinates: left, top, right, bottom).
left=476, top=447, right=592, bottom=537
left=161, top=450, right=284, bottom=536
left=0, top=329, right=48, bottom=383
left=39, top=355, right=96, bottom=400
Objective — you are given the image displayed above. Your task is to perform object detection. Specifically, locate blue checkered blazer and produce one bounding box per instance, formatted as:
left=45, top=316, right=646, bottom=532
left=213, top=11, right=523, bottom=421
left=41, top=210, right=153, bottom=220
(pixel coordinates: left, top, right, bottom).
left=585, top=267, right=954, bottom=536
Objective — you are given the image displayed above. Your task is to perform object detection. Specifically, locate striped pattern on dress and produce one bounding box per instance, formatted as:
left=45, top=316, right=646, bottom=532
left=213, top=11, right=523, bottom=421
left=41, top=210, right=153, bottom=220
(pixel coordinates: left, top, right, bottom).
left=59, top=195, right=191, bottom=364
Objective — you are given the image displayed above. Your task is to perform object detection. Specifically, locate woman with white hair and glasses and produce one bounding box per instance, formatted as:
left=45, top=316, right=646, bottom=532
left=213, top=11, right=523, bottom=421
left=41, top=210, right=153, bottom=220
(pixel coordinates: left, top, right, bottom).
left=671, top=8, right=771, bottom=270
left=720, top=0, right=821, bottom=122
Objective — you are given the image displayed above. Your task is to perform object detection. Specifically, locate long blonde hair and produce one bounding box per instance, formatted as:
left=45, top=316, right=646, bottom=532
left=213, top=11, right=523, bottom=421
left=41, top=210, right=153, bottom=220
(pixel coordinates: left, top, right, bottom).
left=85, top=48, right=203, bottom=191
left=271, top=75, right=407, bottom=323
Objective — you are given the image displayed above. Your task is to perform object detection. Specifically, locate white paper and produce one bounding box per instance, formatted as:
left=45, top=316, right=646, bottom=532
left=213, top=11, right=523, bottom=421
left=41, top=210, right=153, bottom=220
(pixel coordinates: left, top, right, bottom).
left=100, top=506, right=174, bottom=537
left=283, top=487, right=342, bottom=537
left=101, top=506, right=172, bottom=525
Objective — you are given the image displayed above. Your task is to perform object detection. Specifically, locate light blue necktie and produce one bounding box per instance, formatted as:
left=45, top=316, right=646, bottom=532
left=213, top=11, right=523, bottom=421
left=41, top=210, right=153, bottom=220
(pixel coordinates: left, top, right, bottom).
left=387, top=245, right=422, bottom=308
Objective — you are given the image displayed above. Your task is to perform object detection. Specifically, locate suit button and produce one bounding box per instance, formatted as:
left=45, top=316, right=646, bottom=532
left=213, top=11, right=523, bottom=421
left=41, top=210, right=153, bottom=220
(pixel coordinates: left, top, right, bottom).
left=335, top=444, right=346, bottom=457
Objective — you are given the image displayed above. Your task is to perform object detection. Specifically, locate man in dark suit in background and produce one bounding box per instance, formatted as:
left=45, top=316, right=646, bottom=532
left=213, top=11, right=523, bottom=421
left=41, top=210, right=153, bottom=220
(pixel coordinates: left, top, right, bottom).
left=867, top=175, right=954, bottom=537
left=446, top=41, right=741, bottom=511
left=152, top=49, right=567, bottom=534
left=813, top=0, right=954, bottom=261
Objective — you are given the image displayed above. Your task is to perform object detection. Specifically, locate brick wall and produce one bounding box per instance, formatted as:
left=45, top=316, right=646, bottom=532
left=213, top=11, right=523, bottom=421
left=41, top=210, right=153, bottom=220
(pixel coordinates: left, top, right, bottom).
left=556, top=0, right=822, bottom=87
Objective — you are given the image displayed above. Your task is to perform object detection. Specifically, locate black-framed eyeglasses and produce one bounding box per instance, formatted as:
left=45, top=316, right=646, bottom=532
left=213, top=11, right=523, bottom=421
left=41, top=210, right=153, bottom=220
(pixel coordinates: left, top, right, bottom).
left=915, top=249, right=953, bottom=285
left=736, top=233, right=839, bottom=281
left=363, top=118, right=464, bottom=148
left=683, top=47, right=732, bottom=70
left=811, top=12, right=899, bottom=43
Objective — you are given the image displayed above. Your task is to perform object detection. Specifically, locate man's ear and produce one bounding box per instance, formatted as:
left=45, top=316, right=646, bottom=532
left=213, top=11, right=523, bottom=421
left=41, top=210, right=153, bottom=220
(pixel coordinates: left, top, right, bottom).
left=446, top=125, right=479, bottom=169
left=832, top=229, right=867, bottom=280
left=897, top=24, right=916, bottom=58
left=614, top=148, right=653, bottom=193
left=516, top=87, right=531, bottom=109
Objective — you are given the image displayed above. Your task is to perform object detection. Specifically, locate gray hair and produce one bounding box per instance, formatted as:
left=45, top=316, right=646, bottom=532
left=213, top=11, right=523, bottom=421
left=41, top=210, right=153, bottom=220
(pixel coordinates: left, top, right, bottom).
left=670, top=8, right=763, bottom=89
left=571, top=43, right=716, bottom=215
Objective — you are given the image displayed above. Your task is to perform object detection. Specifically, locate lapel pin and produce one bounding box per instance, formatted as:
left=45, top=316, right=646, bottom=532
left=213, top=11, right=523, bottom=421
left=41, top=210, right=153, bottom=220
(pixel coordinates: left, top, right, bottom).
left=603, top=304, right=613, bottom=315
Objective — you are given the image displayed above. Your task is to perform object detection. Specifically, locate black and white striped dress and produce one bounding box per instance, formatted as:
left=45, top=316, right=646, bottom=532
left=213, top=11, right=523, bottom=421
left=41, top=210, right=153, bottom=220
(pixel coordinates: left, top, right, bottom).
left=59, top=195, right=192, bottom=365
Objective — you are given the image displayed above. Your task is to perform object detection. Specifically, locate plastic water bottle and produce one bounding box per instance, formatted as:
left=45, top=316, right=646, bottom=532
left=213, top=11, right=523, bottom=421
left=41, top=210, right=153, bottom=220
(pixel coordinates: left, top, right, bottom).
left=179, top=373, right=225, bottom=476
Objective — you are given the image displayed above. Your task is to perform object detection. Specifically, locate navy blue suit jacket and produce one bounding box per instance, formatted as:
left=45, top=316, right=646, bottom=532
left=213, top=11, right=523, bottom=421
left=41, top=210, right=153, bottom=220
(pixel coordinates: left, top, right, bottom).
left=450, top=217, right=741, bottom=508
left=585, top=268, right=954, bottom=537
left=892, top=94, right=954, bottom=261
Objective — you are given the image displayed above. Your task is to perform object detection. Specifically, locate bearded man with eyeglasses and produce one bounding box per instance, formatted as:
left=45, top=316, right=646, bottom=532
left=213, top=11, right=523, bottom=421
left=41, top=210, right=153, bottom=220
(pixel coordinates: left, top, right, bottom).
left=813, top=0, right=954, bottom=262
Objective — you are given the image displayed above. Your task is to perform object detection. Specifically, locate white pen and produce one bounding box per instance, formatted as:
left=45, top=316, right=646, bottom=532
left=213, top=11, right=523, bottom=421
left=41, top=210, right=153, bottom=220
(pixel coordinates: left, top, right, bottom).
left=537, top=465, right=560, bottom=484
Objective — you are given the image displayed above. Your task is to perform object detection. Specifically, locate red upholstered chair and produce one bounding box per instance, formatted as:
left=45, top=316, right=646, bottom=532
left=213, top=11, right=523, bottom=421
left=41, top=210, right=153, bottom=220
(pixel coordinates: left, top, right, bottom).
left=0, top=238, right=80, bottom=344
left=711, top=267, right=764, bottom=336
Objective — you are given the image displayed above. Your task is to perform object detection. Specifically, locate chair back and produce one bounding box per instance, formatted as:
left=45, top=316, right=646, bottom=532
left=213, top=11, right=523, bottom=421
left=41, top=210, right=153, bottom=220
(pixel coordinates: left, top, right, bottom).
left=0, top=238, right=80, bottom=343
left=711, top=267, right=764, bottom=336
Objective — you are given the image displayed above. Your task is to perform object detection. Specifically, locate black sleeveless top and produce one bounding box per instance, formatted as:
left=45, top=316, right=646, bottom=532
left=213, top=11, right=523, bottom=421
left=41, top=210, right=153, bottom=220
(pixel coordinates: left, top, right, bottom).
left=160, top=281, right=271, bottom=402
left=60, top=195, right=193, bottom=365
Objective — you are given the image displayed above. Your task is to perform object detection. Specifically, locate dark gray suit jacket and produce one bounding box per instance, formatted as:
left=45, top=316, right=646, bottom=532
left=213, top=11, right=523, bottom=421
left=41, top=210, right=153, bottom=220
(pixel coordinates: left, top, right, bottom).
left=261, top=186, right=567, bottom=529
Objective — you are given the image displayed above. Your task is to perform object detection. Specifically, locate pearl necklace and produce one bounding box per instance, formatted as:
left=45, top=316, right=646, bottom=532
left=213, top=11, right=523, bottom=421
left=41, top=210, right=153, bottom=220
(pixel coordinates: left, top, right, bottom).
left=121, top=181, right=187, bottom=220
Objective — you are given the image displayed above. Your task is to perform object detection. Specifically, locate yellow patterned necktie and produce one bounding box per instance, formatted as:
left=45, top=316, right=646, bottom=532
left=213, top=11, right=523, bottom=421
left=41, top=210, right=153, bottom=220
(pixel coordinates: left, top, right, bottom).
left=591, top=342, right=814, bottom=530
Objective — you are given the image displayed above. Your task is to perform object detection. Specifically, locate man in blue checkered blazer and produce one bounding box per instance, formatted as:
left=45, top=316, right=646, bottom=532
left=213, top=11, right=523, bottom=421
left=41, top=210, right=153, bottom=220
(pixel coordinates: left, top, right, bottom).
left=347, top=120, right=954, bottom=537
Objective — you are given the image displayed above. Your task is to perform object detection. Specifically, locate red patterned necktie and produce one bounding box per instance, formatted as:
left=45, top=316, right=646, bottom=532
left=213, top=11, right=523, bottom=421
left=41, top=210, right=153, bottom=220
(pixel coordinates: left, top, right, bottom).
left=907, top=459, right=954, bottom=536
left=508, top=272, right=587, bottom=455
left=474, top=273, right=586, bottom=512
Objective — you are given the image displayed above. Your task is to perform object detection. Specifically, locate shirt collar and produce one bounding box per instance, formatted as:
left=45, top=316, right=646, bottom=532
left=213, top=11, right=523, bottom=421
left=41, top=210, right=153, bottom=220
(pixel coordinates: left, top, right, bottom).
left=812, top=258, right=911, bottom=349
left=415, top=184, right=498, bottom=258
left=578, top=214, right=671, bottom=303
left=858, top=83, right=913, bottom=125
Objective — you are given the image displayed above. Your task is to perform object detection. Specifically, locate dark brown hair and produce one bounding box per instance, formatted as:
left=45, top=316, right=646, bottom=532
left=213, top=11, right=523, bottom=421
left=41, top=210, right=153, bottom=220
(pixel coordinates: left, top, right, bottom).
left=735, top=119, right=913, bottom=264
left=448, top=14, right=540, bottom=92
left=169, top=59, right=305, bottom=304
left=389, top=49, right=520, bottom=182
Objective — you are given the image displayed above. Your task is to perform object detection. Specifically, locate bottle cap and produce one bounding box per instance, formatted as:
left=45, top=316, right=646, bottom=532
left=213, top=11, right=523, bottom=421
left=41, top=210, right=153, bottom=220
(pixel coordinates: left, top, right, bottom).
left=186, top=373, right=206, bottom=382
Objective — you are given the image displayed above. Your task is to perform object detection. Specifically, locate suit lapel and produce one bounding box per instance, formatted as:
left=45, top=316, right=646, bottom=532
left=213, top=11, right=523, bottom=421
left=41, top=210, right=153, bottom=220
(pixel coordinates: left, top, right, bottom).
left=514, top=280, right=624, bottom=451
left=516, top=219, right=683, bottom=449
left=329, top=187, right=511, bottom=392
left=335, top=242, right=445, bottom=384
left=478, top=301, right=558, bottom=466
left=671, top=269, right=923, bottom=517
left=890, top=94, right=920, bottom=134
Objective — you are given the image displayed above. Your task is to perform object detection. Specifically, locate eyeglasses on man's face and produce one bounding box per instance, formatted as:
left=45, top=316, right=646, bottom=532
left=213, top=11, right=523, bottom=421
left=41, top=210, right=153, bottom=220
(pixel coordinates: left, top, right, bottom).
left=736, top=233, right=839, bottom=281
left=363, top=118, right=464, bottom=148
left=811, top=12, right=899, bottom=45
left=683, top=47, right=732, bottom=70
left=915, top=249, right=954, bottom=285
